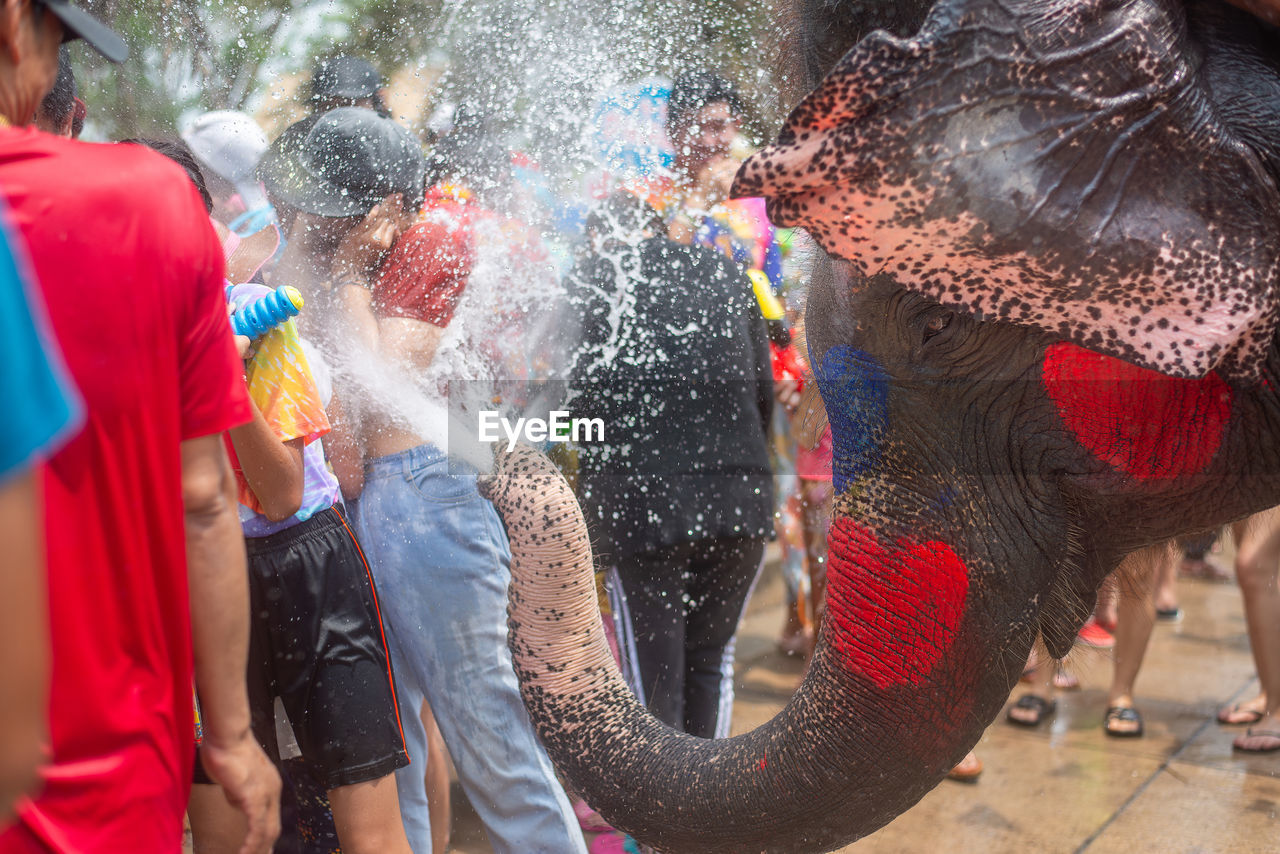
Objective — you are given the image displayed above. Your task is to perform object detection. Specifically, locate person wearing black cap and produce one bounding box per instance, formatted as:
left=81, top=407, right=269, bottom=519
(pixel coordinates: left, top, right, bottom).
left=180, top=105, right=416, bottom=854
left=259, top=106, right=588, bottom=854
left=308, top=54, right=390, bottom=117
left=0, top=0, right=280, bottom=852
left=258, top=106, right=424, bottom=345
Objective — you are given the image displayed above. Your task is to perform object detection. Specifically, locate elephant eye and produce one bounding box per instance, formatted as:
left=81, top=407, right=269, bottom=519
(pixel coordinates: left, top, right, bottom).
left=923, top=311, right=953, bottom=343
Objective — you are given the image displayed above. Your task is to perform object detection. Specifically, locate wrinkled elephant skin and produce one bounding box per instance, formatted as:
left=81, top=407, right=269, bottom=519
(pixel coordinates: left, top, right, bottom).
left=490, top=1, right=1280, bottom=852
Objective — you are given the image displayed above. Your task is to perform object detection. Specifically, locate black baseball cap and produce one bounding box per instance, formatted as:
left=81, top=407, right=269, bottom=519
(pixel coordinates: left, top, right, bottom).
left=257, top=107, right=425, bottom=218
left=309, top=56, right=381, bottom=101
left=39, top=0, right=128, bottom=64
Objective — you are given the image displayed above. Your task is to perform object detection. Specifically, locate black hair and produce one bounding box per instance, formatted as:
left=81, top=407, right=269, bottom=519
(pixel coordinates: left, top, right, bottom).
left=666, top=71, right=744, bottom=134
left=37, top=46, right=76, bottom=127
left=123, top=138, right=214, bottom=214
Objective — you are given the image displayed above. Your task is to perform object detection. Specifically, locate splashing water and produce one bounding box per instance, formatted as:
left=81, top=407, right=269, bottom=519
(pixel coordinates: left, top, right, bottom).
left=79, top=0, right=786, bottom=471
left=302, top=0, right=783, bottom=470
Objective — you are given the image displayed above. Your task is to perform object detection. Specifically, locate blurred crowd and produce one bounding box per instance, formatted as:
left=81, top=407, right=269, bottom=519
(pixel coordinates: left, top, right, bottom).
left=3, top=2, right=1278, bottom=854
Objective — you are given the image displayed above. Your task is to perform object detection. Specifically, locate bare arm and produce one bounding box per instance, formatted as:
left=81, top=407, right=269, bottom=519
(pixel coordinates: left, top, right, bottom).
left=182, top=435, right=279, bottom=854
left=324, top=390, right=365, bottom=501
left=0, top=471, right=47, bottom=822
left=336, top=284, right=382, bottom=354
left=329, top=195, right=409, bottom=353
left=379, top=317, right=445, bottom=375
left=227, top=399, right=304, bottom=522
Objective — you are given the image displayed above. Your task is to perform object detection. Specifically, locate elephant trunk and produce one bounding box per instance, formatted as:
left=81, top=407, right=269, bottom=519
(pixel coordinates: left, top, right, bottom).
left=483, top=447, right=1031, bottom=853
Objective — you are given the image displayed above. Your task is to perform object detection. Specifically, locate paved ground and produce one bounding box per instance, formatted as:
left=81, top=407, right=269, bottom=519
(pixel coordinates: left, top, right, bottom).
left=448, top=548, right=1280, bottom=853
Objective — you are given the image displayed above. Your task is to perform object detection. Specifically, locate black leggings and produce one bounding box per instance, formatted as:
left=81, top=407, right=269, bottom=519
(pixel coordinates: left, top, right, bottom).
left=611, top=536, right=765, bottom=738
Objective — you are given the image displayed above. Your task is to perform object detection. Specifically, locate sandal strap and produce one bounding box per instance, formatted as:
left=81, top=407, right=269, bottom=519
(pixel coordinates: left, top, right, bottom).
left=1015, top=694, right=1052, bottom=712
left=1106, top=706, right=1141, bottom=723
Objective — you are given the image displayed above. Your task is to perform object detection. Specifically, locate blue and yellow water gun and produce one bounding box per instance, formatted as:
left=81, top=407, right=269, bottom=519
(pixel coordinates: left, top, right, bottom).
left=227, top=285, right=303, bottom=340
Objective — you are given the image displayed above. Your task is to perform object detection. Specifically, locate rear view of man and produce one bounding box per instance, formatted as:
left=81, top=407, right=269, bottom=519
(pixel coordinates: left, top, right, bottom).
left=0, top=0, right=279, bottom=851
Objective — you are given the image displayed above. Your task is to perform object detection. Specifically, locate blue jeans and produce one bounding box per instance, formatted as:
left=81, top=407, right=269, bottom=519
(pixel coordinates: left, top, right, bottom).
left=350, top=444, right=585, bottom=854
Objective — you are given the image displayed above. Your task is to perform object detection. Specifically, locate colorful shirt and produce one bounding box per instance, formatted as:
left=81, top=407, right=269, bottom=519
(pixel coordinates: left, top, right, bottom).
left=0, top=127, right=252, bottom=854
left=226, top=283, right=337, bottom=537
left=633, top=174, right=784, bottom=289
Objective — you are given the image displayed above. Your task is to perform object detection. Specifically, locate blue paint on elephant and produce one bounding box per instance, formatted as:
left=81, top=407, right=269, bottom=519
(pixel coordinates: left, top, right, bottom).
left=815, top=345, right=890, bottom=494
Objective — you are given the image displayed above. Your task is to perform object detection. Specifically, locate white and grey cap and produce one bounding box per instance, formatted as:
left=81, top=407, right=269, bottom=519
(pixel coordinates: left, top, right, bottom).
left=181, top=110, right=271, bottom=212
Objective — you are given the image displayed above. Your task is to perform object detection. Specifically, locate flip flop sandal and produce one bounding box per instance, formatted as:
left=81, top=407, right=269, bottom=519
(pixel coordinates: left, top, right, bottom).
left=1217, top=703, right=1266, bottom=726
left=1104, top=706, right=1144, bottom=738
left=1233, top=728, right=1280, bottom=752
left=1007, top=694, right=1056, bottom=727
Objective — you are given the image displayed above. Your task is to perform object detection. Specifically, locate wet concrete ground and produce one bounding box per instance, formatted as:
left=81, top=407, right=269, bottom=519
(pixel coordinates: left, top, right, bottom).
left=450, top=551, right=1279, bottom=853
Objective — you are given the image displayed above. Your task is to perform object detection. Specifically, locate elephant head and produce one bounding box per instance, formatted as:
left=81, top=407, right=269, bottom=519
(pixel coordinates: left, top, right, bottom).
left=485, top=0, right=1280, bottom=851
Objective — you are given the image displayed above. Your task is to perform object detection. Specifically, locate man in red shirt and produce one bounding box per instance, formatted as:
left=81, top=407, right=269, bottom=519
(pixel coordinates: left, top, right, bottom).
left=0, top=0, right=280, bottom=851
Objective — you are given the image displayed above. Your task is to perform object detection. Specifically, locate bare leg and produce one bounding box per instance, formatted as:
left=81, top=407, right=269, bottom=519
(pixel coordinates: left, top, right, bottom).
left=799, top=479, right=831, bottom=618
left=422, top=700, right=452, bottom=854
left=1076, top=574, right=1118, bottom=649
left=1105, top=542, right=1175, bottom=734
left=1095, top=574, right=1119, bottom=630
left=1007, top=642, right=1057, bottom=726
left=188, top=783, right=247, bottom=854
left=194, top=767, right=413, bottom=854
left=328, top=775, right=413, bottom=854
left=799, top=476, right=831, bottom=659
left=1153, top=545, right=1180, bottom=616
left=776, top=489, right=811, bottom=654
left=1229, top=507, right=1280, bottom=750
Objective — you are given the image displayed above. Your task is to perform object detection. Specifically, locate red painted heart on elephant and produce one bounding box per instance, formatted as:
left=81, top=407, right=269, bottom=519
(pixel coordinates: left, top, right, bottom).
left=825, top=519, right=969, bottom=690
left=1043, top=343, right=1233, bottom=481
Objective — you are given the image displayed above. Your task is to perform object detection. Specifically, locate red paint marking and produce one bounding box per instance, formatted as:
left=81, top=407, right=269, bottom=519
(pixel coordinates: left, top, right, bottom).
left=758, top=756, right=767, bottom=771
left=824, top=520, right=969, bottom=689
left=1043, top=343, right=1233, bottom=481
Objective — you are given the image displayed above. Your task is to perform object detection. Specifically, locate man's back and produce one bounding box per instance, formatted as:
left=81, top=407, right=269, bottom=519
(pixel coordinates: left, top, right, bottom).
left=0, top=128, right=250, bottom=853
left=570, top=235, right=775, bottom=554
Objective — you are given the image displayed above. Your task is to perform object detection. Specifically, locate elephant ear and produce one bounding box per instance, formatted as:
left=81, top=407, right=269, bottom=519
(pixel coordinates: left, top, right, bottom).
left=734, top=0, right=1280, bottom=381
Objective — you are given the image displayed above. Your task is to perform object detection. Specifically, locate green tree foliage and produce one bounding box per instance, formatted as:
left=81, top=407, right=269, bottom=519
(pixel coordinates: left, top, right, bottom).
left=75, top=0, right=322, bottom=137
left=71, top=0, right=782, bottom=142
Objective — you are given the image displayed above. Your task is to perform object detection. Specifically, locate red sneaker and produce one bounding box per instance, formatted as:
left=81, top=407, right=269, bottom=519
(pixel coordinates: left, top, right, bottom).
left=1076, top=617, right=1115, bottom=649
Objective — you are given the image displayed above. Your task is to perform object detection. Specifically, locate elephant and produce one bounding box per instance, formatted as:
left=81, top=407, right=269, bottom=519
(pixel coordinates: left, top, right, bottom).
left=480, top=0, right=1280, bottom=851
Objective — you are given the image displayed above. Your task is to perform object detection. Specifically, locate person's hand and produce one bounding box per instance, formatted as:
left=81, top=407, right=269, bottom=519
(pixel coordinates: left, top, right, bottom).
left=198, top=732, right=281, bottom=854
left=775, top=378, right=802, bottom=417
left=225, top=225, right=281, bottom=286
left=330, top=195, right=407, bottom=286
left=695, top=156, right=739, bottom=209
left=227, top=304, right=255, bottom=361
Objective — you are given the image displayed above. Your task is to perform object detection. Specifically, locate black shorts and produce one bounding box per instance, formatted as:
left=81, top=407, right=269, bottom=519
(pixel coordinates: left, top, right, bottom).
left=197, top=505, right=408, bottom=790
